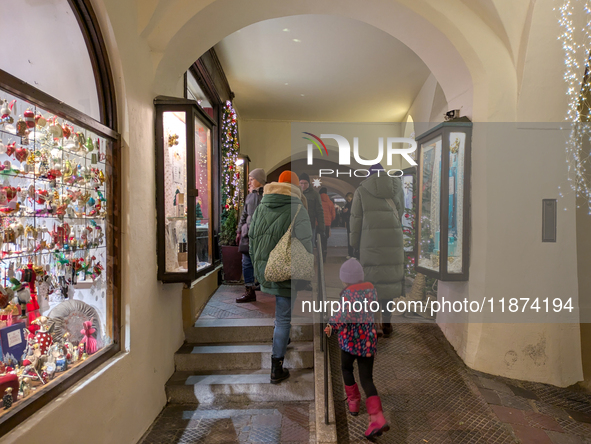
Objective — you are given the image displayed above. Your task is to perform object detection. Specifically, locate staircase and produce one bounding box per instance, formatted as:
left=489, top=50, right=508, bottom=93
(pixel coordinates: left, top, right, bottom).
left=165, top=318, right=315, bottom=405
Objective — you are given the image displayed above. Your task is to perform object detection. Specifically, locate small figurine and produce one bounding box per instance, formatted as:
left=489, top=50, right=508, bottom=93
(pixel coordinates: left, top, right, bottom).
left=20, top=377, right=31, bottom=398
left=40, top=365, right=49, bottom=384
left=79, top=320, right=98, bottom=355
left=3, top=388, right=13, bottom=409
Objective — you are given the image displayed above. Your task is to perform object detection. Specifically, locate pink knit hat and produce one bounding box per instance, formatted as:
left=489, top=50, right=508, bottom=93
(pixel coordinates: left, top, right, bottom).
left=339, top=258, right=364, bottom=284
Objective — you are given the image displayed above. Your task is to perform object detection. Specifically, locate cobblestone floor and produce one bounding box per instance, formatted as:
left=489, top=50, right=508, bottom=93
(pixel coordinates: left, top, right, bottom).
left=138, top=402, right=314, bottom=444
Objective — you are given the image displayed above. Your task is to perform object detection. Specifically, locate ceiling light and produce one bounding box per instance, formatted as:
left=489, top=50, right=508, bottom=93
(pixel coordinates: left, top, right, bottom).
left=293, top=39, right=301, bottom=43
left=283, top=28, right=289, bottom=32
left=300, top=94, right=305, bottom=97
left=284, top=83, right=289, bottom=85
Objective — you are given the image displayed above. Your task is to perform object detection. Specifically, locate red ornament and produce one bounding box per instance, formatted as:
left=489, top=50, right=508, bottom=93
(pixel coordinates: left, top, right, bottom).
left=24, top=109, right=35, bottom=129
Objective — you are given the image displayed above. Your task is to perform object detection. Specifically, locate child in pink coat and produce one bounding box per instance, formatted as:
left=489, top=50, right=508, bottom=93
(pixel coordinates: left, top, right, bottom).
left=325, top=258, right=389, bottom=439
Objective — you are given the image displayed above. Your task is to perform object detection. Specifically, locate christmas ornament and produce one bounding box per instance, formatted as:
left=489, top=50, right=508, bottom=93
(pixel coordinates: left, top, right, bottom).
left=23, top=109, right=35, bottom=129
left=35, top=113, right=46, bottom=128
left=15, top=147, right=28, bottom=164
left=16, top=117, right=27, bottom=136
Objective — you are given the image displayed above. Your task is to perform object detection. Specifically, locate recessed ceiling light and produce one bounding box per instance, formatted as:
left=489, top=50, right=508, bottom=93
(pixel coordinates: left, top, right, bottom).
left=283, top=28, right=290, bottom=32
left=300, top=94, right=305, bottom=97
left=285, top=83, right=289, bottom=85
left=293, top=39, right=301, bottom=43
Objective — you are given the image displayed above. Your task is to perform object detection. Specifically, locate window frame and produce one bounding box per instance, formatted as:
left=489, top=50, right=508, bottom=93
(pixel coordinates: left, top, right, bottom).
left=0, top=0, right=120, bottom=435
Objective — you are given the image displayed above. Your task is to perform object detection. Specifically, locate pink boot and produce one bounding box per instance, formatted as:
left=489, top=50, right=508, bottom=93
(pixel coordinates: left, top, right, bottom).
left=344, top=383, right=361, bottom=416
left=365, top=396, right=389, bottom=438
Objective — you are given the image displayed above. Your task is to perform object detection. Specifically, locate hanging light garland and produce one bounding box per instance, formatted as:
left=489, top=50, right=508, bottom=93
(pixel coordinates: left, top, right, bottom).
left=557, top=0, right=591, bottom=213
left=221, top=101, right=241, bottom=218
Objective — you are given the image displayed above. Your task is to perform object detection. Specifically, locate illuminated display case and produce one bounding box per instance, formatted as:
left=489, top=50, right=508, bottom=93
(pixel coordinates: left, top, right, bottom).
left=415, top=120, right=471, bottom=281
left=155, top=96, right=215, bottom=284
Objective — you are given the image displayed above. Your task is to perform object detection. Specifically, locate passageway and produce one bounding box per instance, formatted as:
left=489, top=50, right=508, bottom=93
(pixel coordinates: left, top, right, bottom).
left=140, top=229, right=591, bottom=443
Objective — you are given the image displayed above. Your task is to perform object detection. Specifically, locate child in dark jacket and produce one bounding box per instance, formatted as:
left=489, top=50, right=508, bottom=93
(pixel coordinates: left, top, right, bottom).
left=324, top=258, right=389, bottom=439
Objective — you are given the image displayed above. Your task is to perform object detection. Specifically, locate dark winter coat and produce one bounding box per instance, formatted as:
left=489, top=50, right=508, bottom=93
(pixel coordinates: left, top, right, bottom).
left=249, top=183, right=313, bottom=297
left=349, top=174, right=405, bottom=300
left=303, top=187, right=325, bottom=232
left=237, top=187, right=264, bottom=254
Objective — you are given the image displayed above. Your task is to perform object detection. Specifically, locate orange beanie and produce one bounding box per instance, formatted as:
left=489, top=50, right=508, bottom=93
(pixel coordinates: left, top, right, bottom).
left=278, top=171, right=300, bottom=185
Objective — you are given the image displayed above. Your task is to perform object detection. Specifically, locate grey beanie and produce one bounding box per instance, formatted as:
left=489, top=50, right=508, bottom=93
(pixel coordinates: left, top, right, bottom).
left=249, top=168, right=266, bottom=185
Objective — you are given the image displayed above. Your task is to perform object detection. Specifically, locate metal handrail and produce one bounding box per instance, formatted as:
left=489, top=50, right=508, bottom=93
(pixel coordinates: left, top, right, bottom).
left=315, top=233, right=330, bottom=425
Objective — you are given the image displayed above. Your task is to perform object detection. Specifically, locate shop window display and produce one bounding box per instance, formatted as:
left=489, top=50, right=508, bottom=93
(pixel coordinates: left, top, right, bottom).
left=0, top=85, right=115, bottom=418
left=415, top=121, right=471, bottom=281
left=155, top=97, right=215, bottom=283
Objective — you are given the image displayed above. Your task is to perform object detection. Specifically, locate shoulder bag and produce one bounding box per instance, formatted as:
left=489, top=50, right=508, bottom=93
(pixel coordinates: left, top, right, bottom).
left=265, top=205, right=315, bottom=282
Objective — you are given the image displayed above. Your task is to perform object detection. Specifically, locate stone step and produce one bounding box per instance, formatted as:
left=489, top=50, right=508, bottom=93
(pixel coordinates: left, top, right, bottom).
left=186, top=318, right=314, bottom=344
left=166, top=369, right=315, bottom=404
left=175, top=342, right=314, bottom=372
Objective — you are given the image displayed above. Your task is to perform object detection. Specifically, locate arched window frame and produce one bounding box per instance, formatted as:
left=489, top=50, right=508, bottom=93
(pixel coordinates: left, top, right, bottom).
left=0, top=0, right=120, bottom=436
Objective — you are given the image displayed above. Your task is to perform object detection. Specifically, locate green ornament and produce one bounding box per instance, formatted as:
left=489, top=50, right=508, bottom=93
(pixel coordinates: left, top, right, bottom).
left=85, top=137, right=94, bottom=152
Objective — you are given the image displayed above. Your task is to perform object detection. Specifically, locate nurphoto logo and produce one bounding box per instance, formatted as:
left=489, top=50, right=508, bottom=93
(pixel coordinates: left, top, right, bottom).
left=303, top=132, right=417, bottom=178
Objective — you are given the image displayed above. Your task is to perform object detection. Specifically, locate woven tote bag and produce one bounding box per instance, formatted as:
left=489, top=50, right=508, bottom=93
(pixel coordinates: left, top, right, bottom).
left=264, top=205, right=315, bottom=282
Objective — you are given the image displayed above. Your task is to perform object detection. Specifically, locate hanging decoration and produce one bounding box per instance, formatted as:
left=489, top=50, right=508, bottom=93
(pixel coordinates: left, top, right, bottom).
left=557, top=0, right=591, bottom=213
left=221, top=101, right=240, bottom=222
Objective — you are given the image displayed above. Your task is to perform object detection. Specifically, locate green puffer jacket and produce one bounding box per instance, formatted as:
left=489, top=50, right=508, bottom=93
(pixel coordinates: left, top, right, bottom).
left=249, top=182, right=313, bottom=297
left=349, top=173, right=405, bottom=300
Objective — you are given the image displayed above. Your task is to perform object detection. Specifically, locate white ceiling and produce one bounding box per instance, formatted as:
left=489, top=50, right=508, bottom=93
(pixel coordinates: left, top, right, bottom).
left=214, top=15, right=432, bottom=122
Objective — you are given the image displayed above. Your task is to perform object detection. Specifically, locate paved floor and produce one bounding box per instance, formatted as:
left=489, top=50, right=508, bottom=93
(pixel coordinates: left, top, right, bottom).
left=140, top=228, right=591, bottom=443
left=139, top=402, right=314, bottom=444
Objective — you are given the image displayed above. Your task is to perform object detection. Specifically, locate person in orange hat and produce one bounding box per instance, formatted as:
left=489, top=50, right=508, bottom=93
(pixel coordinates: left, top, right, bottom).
left=278, top=171, right=308, bottom=210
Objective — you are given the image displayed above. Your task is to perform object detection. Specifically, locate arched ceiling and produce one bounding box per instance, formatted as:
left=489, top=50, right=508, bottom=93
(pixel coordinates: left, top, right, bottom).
left=214, top=15, right=432, bottom=122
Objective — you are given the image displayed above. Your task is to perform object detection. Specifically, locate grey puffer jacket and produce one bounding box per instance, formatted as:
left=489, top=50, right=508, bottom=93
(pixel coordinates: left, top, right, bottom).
left=237, top=187, right=264, bottom=254
left=349, top=174, right=405, bottom=300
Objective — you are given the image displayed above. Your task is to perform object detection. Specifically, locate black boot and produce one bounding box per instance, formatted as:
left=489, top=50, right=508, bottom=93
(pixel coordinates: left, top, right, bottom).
left=236, top=285, right=256, bottom=303
left=382, top=323, right=393, bottom=338
left=270, top=357, right=290, bottom=384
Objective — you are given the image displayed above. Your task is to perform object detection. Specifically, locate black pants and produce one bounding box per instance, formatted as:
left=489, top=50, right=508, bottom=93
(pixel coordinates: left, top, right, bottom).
left=341, top=350, right=378, bottom=397
left=345, top=221, right=354, bottom=257
left=321, top=226, right=330, bottom=260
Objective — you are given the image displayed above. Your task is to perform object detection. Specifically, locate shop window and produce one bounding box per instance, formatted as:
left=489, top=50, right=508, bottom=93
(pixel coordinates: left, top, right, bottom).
left=155, top=97, right=215, bottom=283
left=415, top=121, right=471, bottom=281
left=0, top=0, right=101, bottom=121
left=0, top=0, right=119, bottom=434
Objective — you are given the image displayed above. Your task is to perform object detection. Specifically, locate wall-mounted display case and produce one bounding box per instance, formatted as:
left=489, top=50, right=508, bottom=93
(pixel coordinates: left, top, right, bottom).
left=155, top=96, right=216, bottom=284
left=415, top=121, right=471, bottom=281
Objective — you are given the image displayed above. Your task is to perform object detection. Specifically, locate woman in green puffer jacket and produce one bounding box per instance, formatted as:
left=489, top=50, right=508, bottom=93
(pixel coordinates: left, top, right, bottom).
left=349, top=170, right=404, bottom=338
left=249, top=173, right=313, bottom=383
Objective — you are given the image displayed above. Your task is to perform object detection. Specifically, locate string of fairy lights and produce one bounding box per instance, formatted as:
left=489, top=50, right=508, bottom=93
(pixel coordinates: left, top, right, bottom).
left=556, top=0, right=591, bottom=213
left=221, top=101, right=240, bottom=217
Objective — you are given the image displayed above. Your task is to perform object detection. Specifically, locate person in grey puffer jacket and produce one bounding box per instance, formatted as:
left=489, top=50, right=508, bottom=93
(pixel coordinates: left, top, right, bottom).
left=349, top=166, right=404, bottom=337
left=235, top=168, right=266, bottom=303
